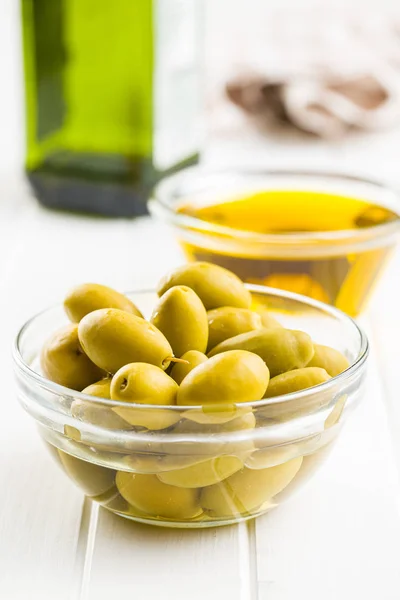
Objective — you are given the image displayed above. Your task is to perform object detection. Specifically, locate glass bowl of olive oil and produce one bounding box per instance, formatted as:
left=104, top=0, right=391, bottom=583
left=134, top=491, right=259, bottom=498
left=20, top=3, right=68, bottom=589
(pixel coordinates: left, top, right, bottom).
left=149, top=169, right=400, bottom=316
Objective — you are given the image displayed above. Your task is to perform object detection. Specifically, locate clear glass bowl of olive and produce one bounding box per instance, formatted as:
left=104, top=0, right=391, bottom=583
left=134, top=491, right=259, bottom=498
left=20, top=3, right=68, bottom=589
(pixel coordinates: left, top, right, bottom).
left=13, top=263, right=368, bottom=528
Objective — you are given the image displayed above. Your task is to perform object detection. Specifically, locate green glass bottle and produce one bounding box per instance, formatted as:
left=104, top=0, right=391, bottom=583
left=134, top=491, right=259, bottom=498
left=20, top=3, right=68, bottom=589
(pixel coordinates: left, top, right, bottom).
left=21, top=0, right=202, bottom=216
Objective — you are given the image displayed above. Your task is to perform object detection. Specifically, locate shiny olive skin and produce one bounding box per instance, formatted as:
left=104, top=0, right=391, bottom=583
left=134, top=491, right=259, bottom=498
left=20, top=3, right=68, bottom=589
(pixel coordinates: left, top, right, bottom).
left=208, top=328, right=314, bottom=377
left=78, top=309, right=174, bottom=373
left=58, top=450, right=116, bottom=498
left=170, top=350, right=208, bottom=385
left=116, top=472, right=202, bottom=520
left=307, top=344, right=350, bottom=377
left=111, top=362, right=178, bottom=404
left=151, top=286, right=208, bottom=356
left=82, top=378, right=112, bottom=398
left=206, top=307, right=262, bottom=352
left=255, top=309, right=283, bottom=329
left=158, top=455, right=243, bottom=488
left=157, top=262, right=252, bottom=310
left=201, top=457, right=303, bottom=517
left=64, top=283, right=142, bottom=322
left=264, top=367, right=331, bottom=398
left=177, top=350, right=270, bottom=406
left=41, top=324, right=103, bottom=391
left=110, top=362, right=179, bottom=430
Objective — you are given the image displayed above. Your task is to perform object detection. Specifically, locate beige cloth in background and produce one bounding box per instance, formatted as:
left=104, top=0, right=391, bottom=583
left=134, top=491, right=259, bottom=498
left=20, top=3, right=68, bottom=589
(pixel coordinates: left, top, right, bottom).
left=220, top=12, right=400, bottom=138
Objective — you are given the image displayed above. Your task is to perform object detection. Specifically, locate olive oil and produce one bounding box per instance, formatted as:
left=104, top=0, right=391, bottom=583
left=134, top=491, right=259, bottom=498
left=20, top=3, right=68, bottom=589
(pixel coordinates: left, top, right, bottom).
left=178, top=191, right=399, bottom=316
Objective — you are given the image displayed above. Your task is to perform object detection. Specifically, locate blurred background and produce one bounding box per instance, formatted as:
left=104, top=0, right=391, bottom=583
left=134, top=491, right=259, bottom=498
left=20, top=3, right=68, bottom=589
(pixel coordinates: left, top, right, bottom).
left=2, top=0, right=400, bottom=185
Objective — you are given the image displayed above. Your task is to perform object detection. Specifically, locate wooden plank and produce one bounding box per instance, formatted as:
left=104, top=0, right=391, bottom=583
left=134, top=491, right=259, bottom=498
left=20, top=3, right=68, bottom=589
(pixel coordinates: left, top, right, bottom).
left=87, top=508, right=247, bottom=600
left=0, top=191, right=85, bottom=600
left=368, top=248, right=400, bottom=471
left=254, top=332, right=400, bottom=599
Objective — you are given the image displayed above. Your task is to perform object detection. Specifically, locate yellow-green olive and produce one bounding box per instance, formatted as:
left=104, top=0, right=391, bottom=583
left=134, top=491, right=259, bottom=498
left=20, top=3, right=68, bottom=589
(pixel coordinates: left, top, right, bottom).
left=201, top=457, right=303, bottom=517
left=82, top=378, right=112, bottom=398
left=110, top=362, right=180, bottom=430
left=177, top=350, right=270, bottom=407
left=209, top=328, right=314, bottom=377
left=64, top=283, right=143, bottom=322
left=78, top=309, right=174, bottom=373
left=116, top=471, right=202, bottom=520
left=254, top=309, right=283, bottom=329
left=41, top=324, right=103, bottom=391
left=157, top=262, right=251, bottom=310
left=58, top=450, right=116, bottom=498
left=307, top=344, right=350, bottom=377
left=207, top=307, right=262, bottom=352
left=151, top=286, right=208, bottom=356
left=157, top=455, right=243, bottom=488
left=264, top=367, right=330, bottom=398
left=170, top=350, right=208, bottom=385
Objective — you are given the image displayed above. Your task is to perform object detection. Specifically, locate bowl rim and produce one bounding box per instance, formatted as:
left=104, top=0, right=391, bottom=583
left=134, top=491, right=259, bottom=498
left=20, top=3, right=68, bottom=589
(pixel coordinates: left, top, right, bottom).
left=13, top=284, right=369, bottom=412
left=149, top=166, right=400, bottom=247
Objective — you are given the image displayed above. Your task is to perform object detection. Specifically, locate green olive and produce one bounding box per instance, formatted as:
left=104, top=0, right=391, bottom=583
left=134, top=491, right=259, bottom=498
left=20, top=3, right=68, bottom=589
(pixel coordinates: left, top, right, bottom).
left=264, top=367, right=331, bottom=398
left=307, top=344, right=350, bottom=377
left=58, top=449, right=116, bottom=498
left=255, top=309, right=283, bottom=329
left=151, top=286, right=208, bottom=356
left=116, top=471, right=202, bottom=520
left=206, top=307, right=262, bottom=352
left=170, top=350, right=208, bottom=384
left=157, top=262, right=251, bottom=310
left=64, top=283, right=142, bottom=322
left=208, top=328, right=314, bottom=377
left=78, top=308, right=174, bottom=373
left=41, top=324, right=104, bottom=391
left=110, top=362, right=179, bottom=430
left=158, top=455, right=243, bottom=488
left=177, top=350, right=270, bottom=407
left=201, top=457, right=303, bottom=517
left=71, top=379, right=130, bottom=430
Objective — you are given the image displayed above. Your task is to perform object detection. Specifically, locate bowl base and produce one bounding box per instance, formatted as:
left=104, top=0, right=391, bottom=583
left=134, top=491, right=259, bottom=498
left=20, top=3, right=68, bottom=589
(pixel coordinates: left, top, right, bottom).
left=105, top=506, right=262, bottom=529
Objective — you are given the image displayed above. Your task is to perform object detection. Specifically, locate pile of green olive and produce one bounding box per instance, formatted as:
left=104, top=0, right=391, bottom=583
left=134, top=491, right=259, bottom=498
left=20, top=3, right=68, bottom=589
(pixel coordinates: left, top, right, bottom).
left=40, top=262, right=350, bottom=524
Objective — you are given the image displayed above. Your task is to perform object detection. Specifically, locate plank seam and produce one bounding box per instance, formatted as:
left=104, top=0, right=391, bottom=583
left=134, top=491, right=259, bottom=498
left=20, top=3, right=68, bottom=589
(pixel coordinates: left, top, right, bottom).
left=71, top=499, right=99, bottom=600
left=238, top=520, right=259, bottom=600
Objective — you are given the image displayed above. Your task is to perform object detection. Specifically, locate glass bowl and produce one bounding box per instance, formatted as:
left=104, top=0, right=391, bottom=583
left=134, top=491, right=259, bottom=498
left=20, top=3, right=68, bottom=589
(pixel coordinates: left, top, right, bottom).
left=149, top=168, right=400, bottom=316
left=13, top=286, right=368, bottom=529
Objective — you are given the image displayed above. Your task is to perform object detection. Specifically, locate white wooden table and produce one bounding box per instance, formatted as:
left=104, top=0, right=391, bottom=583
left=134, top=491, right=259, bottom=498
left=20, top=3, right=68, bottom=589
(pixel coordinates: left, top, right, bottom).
left=1, top=132, right=400, bottom=600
